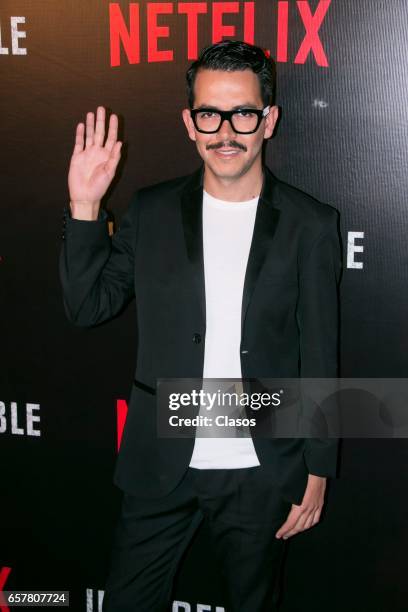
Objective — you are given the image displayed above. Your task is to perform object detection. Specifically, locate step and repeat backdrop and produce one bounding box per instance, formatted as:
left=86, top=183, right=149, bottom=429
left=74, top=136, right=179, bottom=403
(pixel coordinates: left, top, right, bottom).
left=1, top=1, right=407, bottom=610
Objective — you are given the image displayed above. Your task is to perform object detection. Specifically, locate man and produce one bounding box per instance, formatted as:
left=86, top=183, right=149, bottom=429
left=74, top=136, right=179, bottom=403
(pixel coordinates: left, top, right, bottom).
left=60, top=41, right=341, bottom=611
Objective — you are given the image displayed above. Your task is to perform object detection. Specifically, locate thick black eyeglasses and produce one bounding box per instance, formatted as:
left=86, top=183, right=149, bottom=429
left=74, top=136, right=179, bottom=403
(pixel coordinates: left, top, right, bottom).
left=190, top=106, right=270, bottom=134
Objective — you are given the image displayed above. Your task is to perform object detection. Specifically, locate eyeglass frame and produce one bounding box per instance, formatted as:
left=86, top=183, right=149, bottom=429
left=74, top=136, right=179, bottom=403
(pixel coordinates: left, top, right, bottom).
left=189, top=106, right=271, bottom=134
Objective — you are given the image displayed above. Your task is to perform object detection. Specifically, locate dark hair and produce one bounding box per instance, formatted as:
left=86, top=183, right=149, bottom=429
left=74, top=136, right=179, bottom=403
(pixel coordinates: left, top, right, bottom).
left=186, top=40, right=276, bottom=108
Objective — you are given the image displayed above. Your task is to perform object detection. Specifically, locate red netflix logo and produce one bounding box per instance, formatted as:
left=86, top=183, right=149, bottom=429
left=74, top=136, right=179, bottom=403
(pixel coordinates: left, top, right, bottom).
left=109, top=1, right=331, bottom=68
left=116, top=399, right=128, bottom=450
left=0, top=566, right=12, bottom=612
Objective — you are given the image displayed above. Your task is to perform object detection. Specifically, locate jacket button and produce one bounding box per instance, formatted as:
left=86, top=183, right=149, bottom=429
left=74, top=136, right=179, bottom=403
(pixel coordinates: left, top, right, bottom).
left=192, top=333, right=202, bottom=344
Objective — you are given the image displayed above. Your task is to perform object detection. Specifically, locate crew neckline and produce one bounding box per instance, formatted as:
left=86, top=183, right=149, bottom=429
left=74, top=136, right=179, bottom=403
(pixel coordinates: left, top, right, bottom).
left=203, top=189, right=259, bottom=209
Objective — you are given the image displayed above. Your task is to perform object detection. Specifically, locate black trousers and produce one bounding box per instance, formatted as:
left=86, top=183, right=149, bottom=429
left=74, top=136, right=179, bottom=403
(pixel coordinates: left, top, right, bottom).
left=102, top=466, right=292, bottom=612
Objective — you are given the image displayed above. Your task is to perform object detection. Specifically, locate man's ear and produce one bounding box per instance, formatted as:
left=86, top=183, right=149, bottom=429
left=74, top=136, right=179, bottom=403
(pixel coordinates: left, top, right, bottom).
left=264, top=105, right=279, bottom=139
left=182, top=108, right=197, bottom=142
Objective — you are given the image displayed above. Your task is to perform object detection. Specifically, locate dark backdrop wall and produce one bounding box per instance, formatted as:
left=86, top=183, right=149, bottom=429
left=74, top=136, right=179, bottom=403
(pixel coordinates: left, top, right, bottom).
left=1, top=1, right=407, bottom=610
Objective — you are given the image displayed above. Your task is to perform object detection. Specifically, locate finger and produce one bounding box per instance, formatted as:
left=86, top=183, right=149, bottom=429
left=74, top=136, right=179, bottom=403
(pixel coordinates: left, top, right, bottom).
left=280, top=515, right=305, bottom=539
left=277, top=504, right=315, bottom=539
left=285, top=506, right=319, bottom=538
left=72, top=122, right=85, bottom=155
left=295, top=508, right=316, bottom=533
left=275, top=507, right=301, bottom=539
left=85, top=112, right=95, bottom=148
left=303, top=511, right=316, bottom=531
left=94, top=106, right=106, bottom=147
left=104, top=141, right=122, bottom=177
left=311, top=507, right=322, bottom=526
left=104, top=113, right=119, bottom=153
left=305, top=505, right=322, bottom=530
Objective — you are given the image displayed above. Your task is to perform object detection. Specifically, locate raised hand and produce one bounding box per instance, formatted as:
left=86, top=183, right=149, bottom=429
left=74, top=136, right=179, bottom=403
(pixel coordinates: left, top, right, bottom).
left=68, top=106, right=122, bottom=220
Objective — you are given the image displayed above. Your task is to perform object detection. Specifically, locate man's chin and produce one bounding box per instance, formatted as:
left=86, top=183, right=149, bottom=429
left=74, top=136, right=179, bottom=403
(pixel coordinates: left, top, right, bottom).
left=204, top=159, right=249, bottom=182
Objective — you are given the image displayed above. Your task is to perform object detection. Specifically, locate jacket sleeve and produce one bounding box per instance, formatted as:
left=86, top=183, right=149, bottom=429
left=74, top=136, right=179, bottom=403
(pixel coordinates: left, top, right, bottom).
left=59, top=194, right=139, bottom=327
left=296, top=209, right=342, bottom=477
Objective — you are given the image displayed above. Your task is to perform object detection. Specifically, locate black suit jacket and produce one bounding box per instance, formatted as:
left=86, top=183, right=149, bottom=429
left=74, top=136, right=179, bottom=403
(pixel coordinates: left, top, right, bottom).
left=60, top=165, right=342, bottom=504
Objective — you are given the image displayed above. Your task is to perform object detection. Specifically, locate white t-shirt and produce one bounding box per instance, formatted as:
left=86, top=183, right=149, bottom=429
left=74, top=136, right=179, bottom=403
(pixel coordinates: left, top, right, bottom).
left=189, top=190, right=261, bottom=469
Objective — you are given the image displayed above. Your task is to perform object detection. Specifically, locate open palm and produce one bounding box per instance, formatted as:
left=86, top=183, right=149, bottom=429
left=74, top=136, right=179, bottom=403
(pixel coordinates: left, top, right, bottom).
left=68, top=106, right=122, bottom=207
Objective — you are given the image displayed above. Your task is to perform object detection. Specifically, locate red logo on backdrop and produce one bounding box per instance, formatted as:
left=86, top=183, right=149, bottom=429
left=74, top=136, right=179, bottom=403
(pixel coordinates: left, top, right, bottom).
left=0, top=566, right=12, bottom=612
left=116, top=400, right=128, bottom=450
left=109, top=0, right=331, bottom=67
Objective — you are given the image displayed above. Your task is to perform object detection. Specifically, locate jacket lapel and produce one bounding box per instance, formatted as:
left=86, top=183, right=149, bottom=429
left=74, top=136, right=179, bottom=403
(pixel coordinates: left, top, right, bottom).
left=180, top=165, right=281, bottom=334
left=241, top=168, right=280, bottom=334
left=180, top=166, right=206, bottom=324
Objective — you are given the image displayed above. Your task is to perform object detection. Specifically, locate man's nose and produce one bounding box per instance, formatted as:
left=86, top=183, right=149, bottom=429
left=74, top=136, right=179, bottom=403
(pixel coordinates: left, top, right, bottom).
left=218, top=117, right=237, bottom=139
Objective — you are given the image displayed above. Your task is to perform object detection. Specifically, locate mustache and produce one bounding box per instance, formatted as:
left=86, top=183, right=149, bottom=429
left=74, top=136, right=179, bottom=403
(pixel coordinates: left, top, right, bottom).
left=206, top=140, right=247, bottom=152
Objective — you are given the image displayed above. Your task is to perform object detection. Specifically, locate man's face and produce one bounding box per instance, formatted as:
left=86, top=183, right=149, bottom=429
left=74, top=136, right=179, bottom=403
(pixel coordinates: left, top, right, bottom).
left=182, top=68, right=278, bottom=183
